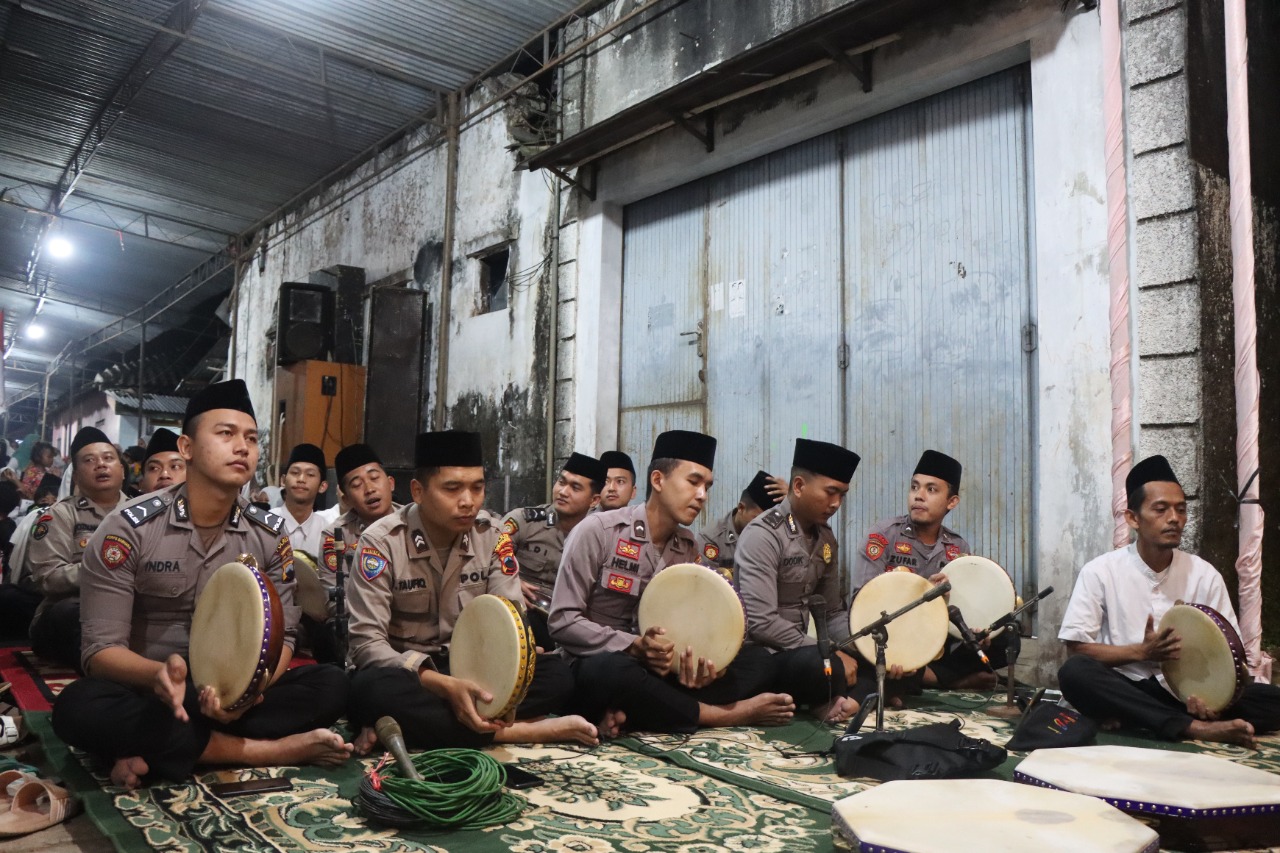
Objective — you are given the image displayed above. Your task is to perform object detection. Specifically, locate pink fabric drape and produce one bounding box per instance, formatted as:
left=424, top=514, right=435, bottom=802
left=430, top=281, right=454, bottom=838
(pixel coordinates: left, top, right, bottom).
left=1224, top=0, right=1270, bottom=681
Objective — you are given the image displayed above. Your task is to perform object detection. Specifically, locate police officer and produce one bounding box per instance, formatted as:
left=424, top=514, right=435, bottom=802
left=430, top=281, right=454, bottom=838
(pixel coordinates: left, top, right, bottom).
left=305, top=443, right=401, bottom=663
left=501, top=452, right=606, bottom=649
left=279, top=443, right=328, bottom=558
left=597, top=450, right=637, bottom=511
left=27, top=427, right=129, bottom=669
left=850, top=450, right=998, bottom=689
left=550, top=430, right=792, bottom=736
left=51, top=380, right=351, bottom=790
left=346, top=431, right=594, bottom=754
left=697, top=470, right=783, bottom=579
left=138, top=429, right=186, bottom=494
left=736, top=438, right=862, bottom=722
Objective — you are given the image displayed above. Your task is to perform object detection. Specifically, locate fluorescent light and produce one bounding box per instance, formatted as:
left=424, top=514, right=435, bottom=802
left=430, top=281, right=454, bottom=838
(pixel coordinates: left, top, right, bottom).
left=26, top=323, right=45, bottom=340
left=46, top=236, right=73, bottom=259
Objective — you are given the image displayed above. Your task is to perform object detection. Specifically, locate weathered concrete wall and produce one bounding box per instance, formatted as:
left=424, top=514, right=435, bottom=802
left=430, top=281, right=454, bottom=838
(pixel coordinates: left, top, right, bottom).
left=230, top=85, right=557, bottom=509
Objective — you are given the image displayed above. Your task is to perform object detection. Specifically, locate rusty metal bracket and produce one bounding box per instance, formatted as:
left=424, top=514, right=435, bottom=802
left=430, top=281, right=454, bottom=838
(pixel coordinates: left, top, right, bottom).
left=819, top=37, right=875, bottom=93
left=547, top=163, right=598, bottom=202
left=666, top=110, right=715, bottom=153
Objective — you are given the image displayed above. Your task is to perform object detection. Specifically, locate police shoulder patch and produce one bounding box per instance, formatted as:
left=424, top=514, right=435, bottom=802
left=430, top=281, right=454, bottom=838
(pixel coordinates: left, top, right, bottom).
left=359, top=546, right=389, bottom=581
left=762, top=510, right=785, bottom=529
left=703, top=543, right=720, bottom=562
left=322, top=533, right=339, bottom=572
left=101, top=534, right=133, bottom=569
left=122, top=497, right=167, bottom=528
left=502, top=517, right=519, bottom=535
left=244, top=504, right=284, bottom=534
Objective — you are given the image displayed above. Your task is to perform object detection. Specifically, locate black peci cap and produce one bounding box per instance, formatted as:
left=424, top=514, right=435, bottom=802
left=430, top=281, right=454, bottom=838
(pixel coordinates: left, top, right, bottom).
left=70, top=427, right=111, bottom=458
left=335, top=443, right=382, bottom=484
left=183, top=379, right=255, bottom=434
left=599, top=450, right=635, bottom=477
left=745, top=470, right=782, bottom=510
left=1126, top=455, right=1180, bottom=496
left=914, top=449, right=962, bottom=490
left=415, top=430, right=484, bottom=469
left=286, top=443, right=327, bottom=478
left=144, top=429, right=180, bottom=462
left=652, top=430, right=716, bottom=470
left=792, top=438, right=860, bottom=485
left=563, top=452, right=607, bottom=485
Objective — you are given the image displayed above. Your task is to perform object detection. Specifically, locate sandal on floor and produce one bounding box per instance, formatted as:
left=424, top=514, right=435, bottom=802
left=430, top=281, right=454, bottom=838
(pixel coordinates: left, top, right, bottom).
left=0, top=715, right=25, bottom=748
left=0, top=769, right=36, bottom=808
left=0, top=777, right=80, bottom=837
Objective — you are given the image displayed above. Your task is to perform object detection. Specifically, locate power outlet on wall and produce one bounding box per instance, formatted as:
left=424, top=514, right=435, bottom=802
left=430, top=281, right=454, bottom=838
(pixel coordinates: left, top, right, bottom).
left=321, top=375, right=338, bottom=396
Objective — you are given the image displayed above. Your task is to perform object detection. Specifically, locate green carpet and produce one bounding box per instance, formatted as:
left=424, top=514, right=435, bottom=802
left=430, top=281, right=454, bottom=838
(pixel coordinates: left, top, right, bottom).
left=25, top=693, right=1280, bottom=853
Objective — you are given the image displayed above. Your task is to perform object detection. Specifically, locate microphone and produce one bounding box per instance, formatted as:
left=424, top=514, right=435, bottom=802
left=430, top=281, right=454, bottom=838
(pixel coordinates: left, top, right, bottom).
left=809, top=594, right=832, bottom=678
left=922, top=579, right=951, bottom=601
left=375, top=716, right=423, bottom=781
left=948, top=605, right=991, bottom=669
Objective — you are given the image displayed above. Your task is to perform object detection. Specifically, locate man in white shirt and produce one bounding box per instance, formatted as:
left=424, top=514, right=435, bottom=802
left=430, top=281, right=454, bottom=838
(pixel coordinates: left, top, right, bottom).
left=279, top=444, right=328, bottom=559
left=1058, top=455, right=1280, bottom=748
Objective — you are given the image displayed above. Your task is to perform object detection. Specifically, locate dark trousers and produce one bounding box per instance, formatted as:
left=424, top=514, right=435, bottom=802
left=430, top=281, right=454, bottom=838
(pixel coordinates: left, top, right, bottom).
left=299, top=615, right=343, bottom=665
left=0, top=583, right=40, bottom=640
left=571, top=645, right=777, bottom=734
left=52, top=663, right=349, bottom=781
left=348, top=652, right=574, bottom=750
left=928, top=638, right=1009, bottom=688
left=527, top=608, right=556, bottom=652
left=1058, top=654, right=1280, bottom=739
left=30, top=597, right=82, bottom=671
left=771, top=645, right=862, bottom=707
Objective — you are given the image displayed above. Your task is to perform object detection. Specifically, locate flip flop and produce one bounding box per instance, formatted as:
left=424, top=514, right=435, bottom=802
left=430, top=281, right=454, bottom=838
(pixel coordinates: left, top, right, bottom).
left=0, top=770, right=35, bottom=808
left=0, top=778, right=80, bottom=837
left=0, top=715, right=24, bottom=748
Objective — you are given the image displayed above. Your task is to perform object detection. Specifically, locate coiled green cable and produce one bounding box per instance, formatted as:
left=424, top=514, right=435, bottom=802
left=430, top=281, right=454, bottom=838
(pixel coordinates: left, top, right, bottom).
left=357, top=749, right=525, bottom=830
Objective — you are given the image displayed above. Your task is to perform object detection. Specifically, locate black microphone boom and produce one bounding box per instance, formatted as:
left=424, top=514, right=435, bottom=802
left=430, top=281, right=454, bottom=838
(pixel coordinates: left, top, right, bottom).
left=809, top=594, right=832, bottom=678
left=948, top=605, right=991, bottom=669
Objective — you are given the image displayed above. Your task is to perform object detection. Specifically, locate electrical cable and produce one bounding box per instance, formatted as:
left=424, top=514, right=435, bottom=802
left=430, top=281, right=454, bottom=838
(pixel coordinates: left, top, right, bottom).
left=355, top=750, right=526, bottom=830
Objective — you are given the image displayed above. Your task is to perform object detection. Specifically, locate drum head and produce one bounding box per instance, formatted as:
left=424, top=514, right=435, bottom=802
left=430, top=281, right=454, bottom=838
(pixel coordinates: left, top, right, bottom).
left=450, top=594, right=536, bottom=719
left=1159, top=604, right=1246, bottom=713
left=292, top=550, right=329, bottom=622
left=849, top=572, right=948, bottom=671
left=638, top=563, right=744, bottom=676
left=944, top=556, right=1015, bottom=640
left=190, top=562, right=270, bottom=710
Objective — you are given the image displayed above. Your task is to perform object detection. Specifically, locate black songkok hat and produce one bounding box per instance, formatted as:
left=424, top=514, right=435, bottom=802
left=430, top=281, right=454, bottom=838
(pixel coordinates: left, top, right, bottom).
left=1126, top=455, right=1180, bottom=495
left=652, top=430, right=716, bottom=470
left=183, top=379, right=255, bottom=434
left=599, top=450, right=635, bottom=477
left=745, top=470, right=782, bottom=510
left=286, top=443, right=327, bottom=478
left=914, top=449, right=962, bottom=490
left=563, top=452, right=607, bottom=485
left=335, top=443, right=382, bottom=484
left=144, top=429, right=180, bottom=462
left=70, top=426, right=111, bottom=458
left=415, top=430, right=484, bottom=469
left=792, top=438, right=860, bottom=484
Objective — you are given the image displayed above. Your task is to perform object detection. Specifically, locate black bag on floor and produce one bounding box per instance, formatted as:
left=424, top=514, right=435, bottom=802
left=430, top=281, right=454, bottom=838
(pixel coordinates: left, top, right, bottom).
left=833, top=719, right=1007, bottom=781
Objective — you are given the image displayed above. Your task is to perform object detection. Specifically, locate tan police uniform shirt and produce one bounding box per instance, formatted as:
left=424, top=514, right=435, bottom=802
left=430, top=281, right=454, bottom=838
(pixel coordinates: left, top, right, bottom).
left=27, top=492, right=128, bottom=624
left=345, top=503, right=521, bottom=673
left=696, top=510, right=739, bottom=579
left=547, top=504, right=700, bottom=658
left=850, top=515, right=970, bottom=597
left=734, top=497, right=848, bottom=651
left=315, top=504, right=401, bottom=617
left=79, top=484, right=297, bottom=672
left=499, top=503, right=565, bottom=594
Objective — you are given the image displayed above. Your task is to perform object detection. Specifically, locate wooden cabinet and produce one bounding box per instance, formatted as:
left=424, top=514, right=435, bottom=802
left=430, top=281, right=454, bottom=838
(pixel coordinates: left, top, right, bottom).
left=273, top=360, right=365, bottom=467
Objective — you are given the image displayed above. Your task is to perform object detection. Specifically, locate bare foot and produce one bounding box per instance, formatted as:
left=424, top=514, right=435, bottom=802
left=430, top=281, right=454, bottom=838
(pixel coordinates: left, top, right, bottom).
left=597, top=709, right=626, bottom=740
left=206, top=728, right=353, bottom=768
left=353, top=726, right=378, bottom=756
left=814, top=695, right=860, bottom=723
left=498, top=715, right=599, bottom=746
left=1185, top=718, right=1256, bottom=748
left=701, top=693, right=795, bottom=727
left=110, top=756, right=149, bottom=789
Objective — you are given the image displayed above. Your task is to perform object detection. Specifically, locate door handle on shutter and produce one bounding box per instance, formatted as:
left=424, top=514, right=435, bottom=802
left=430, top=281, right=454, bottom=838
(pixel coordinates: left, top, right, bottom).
left=679, top=321, right=704, bottom=357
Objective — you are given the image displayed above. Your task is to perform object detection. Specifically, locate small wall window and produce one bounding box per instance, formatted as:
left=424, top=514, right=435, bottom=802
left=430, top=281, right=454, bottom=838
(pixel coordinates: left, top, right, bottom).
left=479, top=248, right=510, bottom=313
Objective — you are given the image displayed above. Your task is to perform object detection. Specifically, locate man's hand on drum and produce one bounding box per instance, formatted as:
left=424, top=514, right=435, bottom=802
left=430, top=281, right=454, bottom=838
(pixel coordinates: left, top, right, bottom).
left=197, top=685, right=260, bottom=724
left=153, top=654, right=190, bottom=722
left=520, top=580, right=542, bottom=607
left=835, top=650, right=859, bottom=686
left=676, top=646, right=719, bottom=689
left=630, top=626, right=675, bottom=676
left=1185, top=694, right=1220, bottom=722
left=437, top=675, right=509, bottom=734
left=1141, top=615, right=1181, bottom=662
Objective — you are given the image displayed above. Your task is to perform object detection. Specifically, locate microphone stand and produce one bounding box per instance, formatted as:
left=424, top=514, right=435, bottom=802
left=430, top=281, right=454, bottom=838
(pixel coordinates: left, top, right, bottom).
left=332, top=529, right=350, bottom=668
left=834, top=580, right=951, bottom=732
left=984, top=586, right=1054, bottom=719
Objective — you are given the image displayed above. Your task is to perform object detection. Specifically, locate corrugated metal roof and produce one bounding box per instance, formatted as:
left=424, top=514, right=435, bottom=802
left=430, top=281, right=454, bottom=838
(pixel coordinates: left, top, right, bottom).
left=107, top=392, right=191, bottom=417
left=0, top=0, right=591, bottom=426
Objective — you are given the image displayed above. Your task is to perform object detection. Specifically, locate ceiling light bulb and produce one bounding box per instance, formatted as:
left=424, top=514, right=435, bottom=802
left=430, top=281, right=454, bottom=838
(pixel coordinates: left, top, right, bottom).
left=46, top=236, right=73, bottom=259
left=26, top=323, right=45, bottom=340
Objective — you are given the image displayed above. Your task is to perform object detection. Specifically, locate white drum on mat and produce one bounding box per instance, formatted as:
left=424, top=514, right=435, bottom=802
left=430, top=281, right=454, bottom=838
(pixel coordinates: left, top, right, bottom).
left=831, top=779, right=1159, bottom=853
left=189, top=561, right=284, bottom=712
left=449, top=594, right=537, bottom=719
left=638, top=562, right=744, bottom=677
left=943, top=555, right=1015, bottom=639
left=1158, top=602, right=1248, bottom=713
left=848, top=571, right=947, bottom=671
